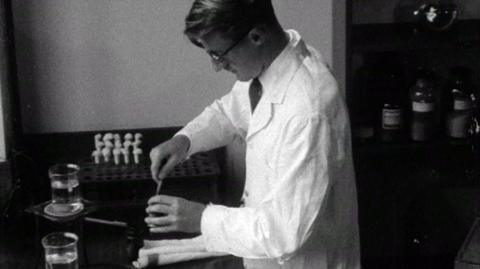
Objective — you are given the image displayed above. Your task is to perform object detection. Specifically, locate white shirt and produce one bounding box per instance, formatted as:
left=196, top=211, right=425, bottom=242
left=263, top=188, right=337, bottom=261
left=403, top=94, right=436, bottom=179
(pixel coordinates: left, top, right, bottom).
left=176, top=30, right=360, bottom=269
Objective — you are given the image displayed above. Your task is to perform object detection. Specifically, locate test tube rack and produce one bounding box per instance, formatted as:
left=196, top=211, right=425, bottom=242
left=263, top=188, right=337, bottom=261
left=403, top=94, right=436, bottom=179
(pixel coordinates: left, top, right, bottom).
left=78, top=152, right=221, bottom=204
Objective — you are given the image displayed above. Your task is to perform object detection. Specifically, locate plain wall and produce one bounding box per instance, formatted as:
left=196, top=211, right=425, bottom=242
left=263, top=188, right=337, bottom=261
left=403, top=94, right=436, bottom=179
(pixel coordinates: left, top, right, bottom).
left=12, top=0, right=340, bottom=134
left=9, top=0, right=343, bottom=205
left=0, top=1, right=9, bottom=161
left=0, top=85, right=5, bottom=161
left=333, top=0, right=346, bottom=96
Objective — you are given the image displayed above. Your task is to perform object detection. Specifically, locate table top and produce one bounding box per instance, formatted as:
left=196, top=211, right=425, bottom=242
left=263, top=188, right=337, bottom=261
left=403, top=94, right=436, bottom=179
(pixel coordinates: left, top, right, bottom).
left=1, top=210, right=244, bottom=269
left=3, top=128, right=236, bottom=268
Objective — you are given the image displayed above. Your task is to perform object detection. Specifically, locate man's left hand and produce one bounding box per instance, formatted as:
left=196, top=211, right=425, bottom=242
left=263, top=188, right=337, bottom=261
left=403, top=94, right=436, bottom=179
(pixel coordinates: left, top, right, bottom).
left=145, top=195, right=206, bottom=233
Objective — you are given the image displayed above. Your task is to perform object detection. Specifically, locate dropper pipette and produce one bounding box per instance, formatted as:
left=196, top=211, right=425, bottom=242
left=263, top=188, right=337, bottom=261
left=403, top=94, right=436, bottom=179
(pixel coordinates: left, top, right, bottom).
left=155, top=179, right=163, bottom=195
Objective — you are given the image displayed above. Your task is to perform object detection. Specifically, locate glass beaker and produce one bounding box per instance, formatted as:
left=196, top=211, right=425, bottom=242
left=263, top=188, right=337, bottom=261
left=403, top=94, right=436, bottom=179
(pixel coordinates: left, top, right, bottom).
left=42, top=232, right=79, bottom=269
left=409, top=70, right=437, bottom=141
left=48, top=163, right=83, bottom=216
left=394, top=0, right=458, bottom=32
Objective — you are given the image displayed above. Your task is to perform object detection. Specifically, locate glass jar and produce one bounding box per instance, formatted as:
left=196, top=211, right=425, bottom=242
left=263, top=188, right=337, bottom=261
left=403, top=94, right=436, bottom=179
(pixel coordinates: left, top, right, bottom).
left=410, top=70, right=437, bottom=141
left=445, top=66, right=473, bottom=139
left=381, top=71, right=406, bottom=142
left=352, top=64, right=375, bottom=140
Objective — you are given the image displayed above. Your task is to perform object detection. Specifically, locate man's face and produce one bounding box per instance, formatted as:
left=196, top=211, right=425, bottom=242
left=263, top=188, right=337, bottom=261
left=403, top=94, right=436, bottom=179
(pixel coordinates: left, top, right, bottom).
left=196, top=30, right=264, bottom=81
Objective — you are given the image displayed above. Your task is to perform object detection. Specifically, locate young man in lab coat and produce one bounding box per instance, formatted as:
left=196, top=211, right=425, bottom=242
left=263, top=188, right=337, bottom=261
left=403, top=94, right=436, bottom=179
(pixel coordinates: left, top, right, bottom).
left=145, top=0, right=361, bottom=268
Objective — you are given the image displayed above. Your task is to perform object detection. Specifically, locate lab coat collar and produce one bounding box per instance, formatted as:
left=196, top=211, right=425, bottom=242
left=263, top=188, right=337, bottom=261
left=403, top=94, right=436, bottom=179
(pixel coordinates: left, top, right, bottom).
left=247, top=30, right=305, bottom=140
left=257, top=29, right=305, bottom=105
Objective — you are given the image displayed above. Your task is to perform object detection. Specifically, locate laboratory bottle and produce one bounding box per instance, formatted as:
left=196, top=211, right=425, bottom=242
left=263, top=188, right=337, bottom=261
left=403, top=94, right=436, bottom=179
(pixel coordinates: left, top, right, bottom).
left=410, top=70, right=437, bottom=141
left=352, top=64, right=375, bottom=140
left=445, top=67, right=473, bottom=139
left=381, top=72, right=406, bottom=142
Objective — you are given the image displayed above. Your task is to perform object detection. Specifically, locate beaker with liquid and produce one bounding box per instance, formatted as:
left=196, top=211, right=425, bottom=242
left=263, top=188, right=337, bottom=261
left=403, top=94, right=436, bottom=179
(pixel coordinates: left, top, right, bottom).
left=46, top=163, right=83, bottom=216
left=42, top=232, right=79, bottom=269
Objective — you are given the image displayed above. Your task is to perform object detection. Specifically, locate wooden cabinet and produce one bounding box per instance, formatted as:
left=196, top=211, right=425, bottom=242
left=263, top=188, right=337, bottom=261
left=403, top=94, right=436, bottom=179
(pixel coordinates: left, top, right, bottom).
left=354, top=141, right=478, bottom=268
left=347, top=1, right=480, bottom=268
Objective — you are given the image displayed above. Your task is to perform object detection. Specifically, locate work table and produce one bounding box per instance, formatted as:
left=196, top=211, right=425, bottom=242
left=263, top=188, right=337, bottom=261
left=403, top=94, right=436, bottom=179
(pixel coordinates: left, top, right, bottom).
left=1, top=128, right=242, bottom=268
left=0, top=215, right=244, bottom=269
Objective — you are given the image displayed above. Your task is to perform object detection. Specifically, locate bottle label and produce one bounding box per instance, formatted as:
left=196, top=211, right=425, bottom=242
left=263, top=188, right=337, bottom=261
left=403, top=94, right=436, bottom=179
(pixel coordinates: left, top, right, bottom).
left=382, top=108, right=402, bottom=130
left=454, top=99, right=472, bottom=110
left=412, top=101, right=435, bottom=112
left=447, top=113, right=469, bottom=138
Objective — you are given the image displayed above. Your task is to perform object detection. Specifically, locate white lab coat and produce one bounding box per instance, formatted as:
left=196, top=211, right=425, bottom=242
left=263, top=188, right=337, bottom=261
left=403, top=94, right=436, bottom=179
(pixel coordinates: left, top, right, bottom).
left=177, top=30, right=360, bottom=269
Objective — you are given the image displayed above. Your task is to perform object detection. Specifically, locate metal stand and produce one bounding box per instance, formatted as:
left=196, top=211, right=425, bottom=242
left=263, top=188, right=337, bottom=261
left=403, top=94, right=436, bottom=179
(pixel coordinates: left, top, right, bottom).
left=26, top=200, right=97, bottom=269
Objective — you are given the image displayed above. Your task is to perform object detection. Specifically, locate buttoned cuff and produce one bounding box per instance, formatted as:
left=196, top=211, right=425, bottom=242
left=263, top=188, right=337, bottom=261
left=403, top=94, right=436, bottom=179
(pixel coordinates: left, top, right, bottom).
left=200, top=204, right=230, bottom=253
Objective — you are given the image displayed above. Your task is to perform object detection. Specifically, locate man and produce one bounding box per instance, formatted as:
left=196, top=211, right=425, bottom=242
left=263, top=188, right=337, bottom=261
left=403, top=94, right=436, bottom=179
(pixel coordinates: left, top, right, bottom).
left=145, top=0, right=360, bottom=268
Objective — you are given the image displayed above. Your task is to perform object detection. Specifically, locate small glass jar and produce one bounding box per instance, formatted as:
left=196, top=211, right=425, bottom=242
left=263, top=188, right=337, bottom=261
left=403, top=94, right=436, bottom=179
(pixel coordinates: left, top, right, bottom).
left=352, top=65, right=375, bottom=140
left=381, top=72, right=406, bottom=142
left=409, top=70, right=437, bottom=141
left=445, top=67, right=473, bottom=139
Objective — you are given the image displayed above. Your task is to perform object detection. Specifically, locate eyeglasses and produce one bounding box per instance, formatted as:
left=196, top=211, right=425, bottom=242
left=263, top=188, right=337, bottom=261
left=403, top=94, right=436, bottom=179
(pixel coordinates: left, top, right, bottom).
left=207, top=29, right=252, bottom=64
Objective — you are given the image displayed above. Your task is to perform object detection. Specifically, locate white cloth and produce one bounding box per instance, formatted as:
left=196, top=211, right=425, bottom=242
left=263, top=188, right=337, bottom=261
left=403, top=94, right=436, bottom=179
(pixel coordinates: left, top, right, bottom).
left=176, top=29, right=360, bottom=269
left=133, top=236, right=228, bottom=268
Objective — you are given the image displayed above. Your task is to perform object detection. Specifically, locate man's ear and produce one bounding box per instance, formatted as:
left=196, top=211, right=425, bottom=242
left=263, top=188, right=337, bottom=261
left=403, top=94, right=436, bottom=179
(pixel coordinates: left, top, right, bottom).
left=248, top=27, right=265, bottom=46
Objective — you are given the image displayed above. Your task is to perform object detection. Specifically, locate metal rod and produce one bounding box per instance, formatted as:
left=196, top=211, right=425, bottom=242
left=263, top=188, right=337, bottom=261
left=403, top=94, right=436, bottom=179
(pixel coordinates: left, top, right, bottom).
left=84, top=217, right=128, bottom=227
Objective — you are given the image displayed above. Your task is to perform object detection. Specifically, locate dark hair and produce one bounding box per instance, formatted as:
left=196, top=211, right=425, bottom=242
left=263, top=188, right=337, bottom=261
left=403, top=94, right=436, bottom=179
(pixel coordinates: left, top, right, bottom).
left=184, top=0, right=276, bottom=43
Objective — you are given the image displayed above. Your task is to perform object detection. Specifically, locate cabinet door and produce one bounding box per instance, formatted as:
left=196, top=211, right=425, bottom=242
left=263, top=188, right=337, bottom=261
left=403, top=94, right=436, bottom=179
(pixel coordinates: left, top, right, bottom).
left=354, top=144, right=476, bottom=269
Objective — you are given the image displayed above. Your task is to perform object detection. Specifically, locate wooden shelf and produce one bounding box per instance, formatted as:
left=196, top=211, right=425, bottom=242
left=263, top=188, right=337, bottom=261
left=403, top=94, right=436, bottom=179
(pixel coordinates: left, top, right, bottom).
left=347, top=2, right=480, bottom=267
left=351, top=20, right=480, bottom=53
left=353, top=135, right=472, bottom=155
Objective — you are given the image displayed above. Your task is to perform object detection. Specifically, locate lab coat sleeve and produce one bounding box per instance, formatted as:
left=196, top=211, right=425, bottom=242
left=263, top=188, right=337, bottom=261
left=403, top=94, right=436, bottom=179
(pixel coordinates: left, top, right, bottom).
left=175, top=91, right=240, bottom=157
left=201, top=115, right=335, bottom=261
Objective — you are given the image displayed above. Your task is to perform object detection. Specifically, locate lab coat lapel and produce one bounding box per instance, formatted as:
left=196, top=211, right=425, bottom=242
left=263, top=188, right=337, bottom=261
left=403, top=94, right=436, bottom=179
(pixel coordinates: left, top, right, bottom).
left=246, top=101, right=272, bottom=141
left=245, top=32, right=306, bottom=141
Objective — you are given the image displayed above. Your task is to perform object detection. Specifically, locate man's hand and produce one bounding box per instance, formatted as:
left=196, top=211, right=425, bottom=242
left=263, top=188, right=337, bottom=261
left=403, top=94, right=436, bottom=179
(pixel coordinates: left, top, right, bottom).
left=145, top=195, right=206, bottom=233
left=150, top=135, right=190, bottom=181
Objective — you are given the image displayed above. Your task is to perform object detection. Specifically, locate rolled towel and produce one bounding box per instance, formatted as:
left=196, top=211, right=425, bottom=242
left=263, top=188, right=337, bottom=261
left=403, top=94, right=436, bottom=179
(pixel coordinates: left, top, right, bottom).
left=142, top=235, right=204, bottom=250
left=132, top=235, right=227, bottom=268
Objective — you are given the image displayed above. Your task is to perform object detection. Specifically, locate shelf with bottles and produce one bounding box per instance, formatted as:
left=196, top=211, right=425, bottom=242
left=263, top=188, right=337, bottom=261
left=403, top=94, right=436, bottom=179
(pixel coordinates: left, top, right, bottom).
left=350, top=19, right=480, bottom=53
left=352, top=135, right=473, bottom=152
left=350, top=58, right=479, bottom=153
